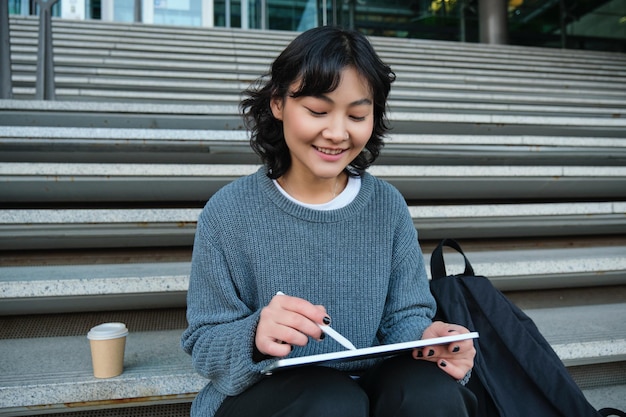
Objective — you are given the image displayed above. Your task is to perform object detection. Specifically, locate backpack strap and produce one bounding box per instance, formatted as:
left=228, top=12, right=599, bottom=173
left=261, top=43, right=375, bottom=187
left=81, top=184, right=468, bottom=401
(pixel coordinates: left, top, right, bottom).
left=599, top=408, right=626, bottom=417
left=430, top=238, right=475, bottom=280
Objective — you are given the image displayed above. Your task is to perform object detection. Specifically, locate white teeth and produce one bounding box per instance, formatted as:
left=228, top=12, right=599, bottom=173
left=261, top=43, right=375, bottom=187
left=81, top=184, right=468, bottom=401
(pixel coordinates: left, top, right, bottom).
left=316, top=146, right=343, bottom=155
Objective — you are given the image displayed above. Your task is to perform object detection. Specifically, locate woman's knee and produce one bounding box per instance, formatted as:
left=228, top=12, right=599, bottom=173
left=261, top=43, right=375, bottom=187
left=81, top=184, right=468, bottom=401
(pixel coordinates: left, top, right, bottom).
left=294, top=367, right=369, bottom=417
left=217, top=366, right=368, bottom=417
left=406, top=375, right=476, bottom=417
left=363, top=356, right=476, bottom=417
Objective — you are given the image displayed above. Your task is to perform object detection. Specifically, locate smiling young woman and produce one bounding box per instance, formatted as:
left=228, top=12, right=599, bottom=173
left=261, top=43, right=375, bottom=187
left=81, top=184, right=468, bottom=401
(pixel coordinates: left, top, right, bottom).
left=182, top=26, right=477, bottom=417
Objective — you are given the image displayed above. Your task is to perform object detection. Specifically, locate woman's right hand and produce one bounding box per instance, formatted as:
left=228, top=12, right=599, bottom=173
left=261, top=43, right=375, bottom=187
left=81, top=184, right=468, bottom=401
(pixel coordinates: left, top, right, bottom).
left=255, top=293, right=329, bottom=357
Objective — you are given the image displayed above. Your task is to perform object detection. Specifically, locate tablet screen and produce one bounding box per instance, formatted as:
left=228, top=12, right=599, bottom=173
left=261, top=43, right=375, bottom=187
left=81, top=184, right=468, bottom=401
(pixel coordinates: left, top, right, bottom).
left=261, top=332, right=479, bottom=375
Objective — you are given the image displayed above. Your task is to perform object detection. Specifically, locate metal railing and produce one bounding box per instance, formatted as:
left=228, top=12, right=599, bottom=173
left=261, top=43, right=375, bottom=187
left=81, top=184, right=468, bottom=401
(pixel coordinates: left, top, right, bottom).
left=35, top=0, right=60, bottom=100
left=1, top=0, right=60, bottom=100
left=2, top=0, right=146, bottom=101
left=0, top=0, right=12, bottom=99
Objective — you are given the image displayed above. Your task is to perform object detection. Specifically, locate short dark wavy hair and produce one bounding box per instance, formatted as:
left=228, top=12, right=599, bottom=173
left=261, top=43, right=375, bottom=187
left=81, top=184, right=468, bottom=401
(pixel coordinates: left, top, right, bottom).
left=240, top=26, right=396, bottom=179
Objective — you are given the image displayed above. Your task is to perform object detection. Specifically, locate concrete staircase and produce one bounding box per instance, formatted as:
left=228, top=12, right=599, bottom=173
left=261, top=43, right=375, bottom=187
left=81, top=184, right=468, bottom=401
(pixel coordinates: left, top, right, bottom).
left=1, top=16, right=625, bottom=416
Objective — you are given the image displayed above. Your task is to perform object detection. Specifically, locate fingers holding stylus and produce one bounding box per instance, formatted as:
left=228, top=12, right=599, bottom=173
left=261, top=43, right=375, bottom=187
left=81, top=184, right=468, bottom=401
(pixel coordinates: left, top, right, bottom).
left=255, top=293, right=329, bottom=357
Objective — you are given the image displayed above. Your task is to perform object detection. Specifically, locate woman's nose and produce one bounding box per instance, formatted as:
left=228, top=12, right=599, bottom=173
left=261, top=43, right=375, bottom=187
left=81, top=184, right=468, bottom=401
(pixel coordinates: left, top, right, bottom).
left=323, top=118, right=348, bottom=142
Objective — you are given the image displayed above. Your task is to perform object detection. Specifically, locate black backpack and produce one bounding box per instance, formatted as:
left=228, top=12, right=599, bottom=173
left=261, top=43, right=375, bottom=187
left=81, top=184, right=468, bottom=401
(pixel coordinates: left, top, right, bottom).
left=428, top=239, right=624, bottom=417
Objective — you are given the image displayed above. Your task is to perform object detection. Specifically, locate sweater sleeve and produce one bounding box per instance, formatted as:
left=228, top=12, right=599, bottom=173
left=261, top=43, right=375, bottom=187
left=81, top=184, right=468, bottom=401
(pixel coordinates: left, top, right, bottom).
left=181, top=208, right=270, bottom=396
left=377, top=199, right=436, bottom=345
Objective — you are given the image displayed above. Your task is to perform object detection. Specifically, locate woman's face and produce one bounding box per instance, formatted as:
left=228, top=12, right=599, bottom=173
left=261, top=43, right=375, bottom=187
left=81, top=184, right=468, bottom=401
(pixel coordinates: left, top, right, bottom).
left=270, top=66, right=374, bottom=183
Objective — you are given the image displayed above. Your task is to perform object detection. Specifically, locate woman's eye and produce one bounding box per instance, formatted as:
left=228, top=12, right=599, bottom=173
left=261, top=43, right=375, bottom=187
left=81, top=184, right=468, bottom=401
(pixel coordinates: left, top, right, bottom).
left=306, top=107, right=326, bottom=116
left=350, top=115, right=367, bottom=121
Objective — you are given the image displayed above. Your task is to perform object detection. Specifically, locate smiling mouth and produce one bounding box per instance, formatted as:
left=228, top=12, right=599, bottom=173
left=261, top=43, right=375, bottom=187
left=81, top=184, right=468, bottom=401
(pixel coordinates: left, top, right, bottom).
left=314, top=146, right=345, bottom=155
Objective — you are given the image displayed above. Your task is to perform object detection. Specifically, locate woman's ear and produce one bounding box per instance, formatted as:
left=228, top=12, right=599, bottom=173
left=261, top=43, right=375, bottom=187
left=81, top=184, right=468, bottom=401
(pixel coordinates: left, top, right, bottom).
left=270, top=96, right=283, bottom=121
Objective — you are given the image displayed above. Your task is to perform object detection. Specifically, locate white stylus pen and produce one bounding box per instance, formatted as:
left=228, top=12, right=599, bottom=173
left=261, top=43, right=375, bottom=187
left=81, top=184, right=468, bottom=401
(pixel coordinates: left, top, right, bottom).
left=276, top=291, right=357, bottom=350
left=319, top=324, right=357, bottom=350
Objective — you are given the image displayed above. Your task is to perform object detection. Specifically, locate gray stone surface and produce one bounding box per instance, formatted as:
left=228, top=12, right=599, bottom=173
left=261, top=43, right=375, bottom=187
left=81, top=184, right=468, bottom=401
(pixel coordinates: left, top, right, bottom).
left=0, top=262, right=190, bottom=298
left=583, top=385, right=626, bottom=412
left=525, top=303, right=626, bottom=365
left=1, top=245, right=623, bottom=298
left=1, top=313, right=624, bottom=413
left=0, top=330, right=206, bottom=412
left=1, top=163, right=625, bottom=203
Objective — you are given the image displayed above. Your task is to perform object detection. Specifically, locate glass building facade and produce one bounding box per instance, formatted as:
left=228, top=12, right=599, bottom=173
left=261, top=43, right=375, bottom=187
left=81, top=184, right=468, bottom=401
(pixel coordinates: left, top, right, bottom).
left=8, top=0, right=626, bottom=52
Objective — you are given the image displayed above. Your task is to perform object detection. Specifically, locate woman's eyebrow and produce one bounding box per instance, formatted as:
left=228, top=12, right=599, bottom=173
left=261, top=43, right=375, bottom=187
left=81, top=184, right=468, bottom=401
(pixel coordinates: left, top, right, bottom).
left=313, top=94, right=373, bottom=106
left=350, top=98, right=373, bottom=106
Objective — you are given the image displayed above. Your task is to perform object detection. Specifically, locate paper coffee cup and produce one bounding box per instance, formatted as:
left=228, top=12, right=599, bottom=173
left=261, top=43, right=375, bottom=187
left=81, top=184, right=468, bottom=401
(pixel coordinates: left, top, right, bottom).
left=87, top=322, right=129, bottom=378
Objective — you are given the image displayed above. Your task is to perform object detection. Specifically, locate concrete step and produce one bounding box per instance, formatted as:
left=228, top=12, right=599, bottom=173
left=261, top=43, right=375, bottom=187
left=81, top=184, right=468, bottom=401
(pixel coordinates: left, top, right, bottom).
left=1, top=301, right=624, bottom=415
left=0, top=100, right=242, bottom=130
left=8, top=62, right=626, bottom=108
left=0, top=329, right=204, bottom=416
left=8, top=52, right=626, bottom=108
left=1, top=203, right=625, bottom=250
left=9, top=16, right=626, bottom=73
left=2, top=100, right=625, bottom=138
left=7, top=17, right=626, bottom=105
left=2, top=126, right=625, bottom=165
left=10, top=64, right=625, bottom=98
left=525, top=303, right=626, bottom=366
left=9, top=58, right=624, bottom=104
left=7, top=57, right=624, bottom=105
left=583, top=384, right=626, bottom=412
left=0, top=127, right=254, bottom=164
left=2, top=243, right=624, bottom=314
left=10, top=70, right=622, bottom=107
left=0, top=260, right=190, bottom=314
left=9, top=78, right=626, bottom=110
left=1, top=163, right=625, bottom=203
left=9, top=58, right=626, bottom=96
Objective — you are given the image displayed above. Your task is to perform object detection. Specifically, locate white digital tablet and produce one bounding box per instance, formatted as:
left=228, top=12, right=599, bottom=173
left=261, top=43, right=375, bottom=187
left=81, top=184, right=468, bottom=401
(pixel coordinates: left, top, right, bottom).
left=261, top=332, right=479, bottom=375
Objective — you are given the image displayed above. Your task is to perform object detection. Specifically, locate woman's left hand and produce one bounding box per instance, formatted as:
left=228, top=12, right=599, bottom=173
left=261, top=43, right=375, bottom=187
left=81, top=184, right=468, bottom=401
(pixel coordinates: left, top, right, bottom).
left=412, top=321, right=475, bottom=380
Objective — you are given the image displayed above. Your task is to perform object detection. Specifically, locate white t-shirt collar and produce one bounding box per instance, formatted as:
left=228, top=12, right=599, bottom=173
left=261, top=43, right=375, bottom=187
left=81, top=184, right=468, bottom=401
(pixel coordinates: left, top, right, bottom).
left=273, top=175, right=361, bottom=211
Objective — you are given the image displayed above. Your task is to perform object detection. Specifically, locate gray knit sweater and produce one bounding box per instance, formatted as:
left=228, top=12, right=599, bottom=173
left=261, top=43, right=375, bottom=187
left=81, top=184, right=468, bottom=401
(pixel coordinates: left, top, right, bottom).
left=181, top=167, right=436, bottom=416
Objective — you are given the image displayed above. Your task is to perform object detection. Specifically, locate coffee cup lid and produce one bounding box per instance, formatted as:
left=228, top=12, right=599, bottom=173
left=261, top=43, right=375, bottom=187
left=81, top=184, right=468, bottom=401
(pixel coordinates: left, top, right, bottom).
left=87, top=322, right=129, bottom=340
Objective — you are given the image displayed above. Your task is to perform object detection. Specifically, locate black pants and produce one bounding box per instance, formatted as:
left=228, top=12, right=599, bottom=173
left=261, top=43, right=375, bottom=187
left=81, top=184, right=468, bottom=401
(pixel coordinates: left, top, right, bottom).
left=215, top=355, right=477, bottom=417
